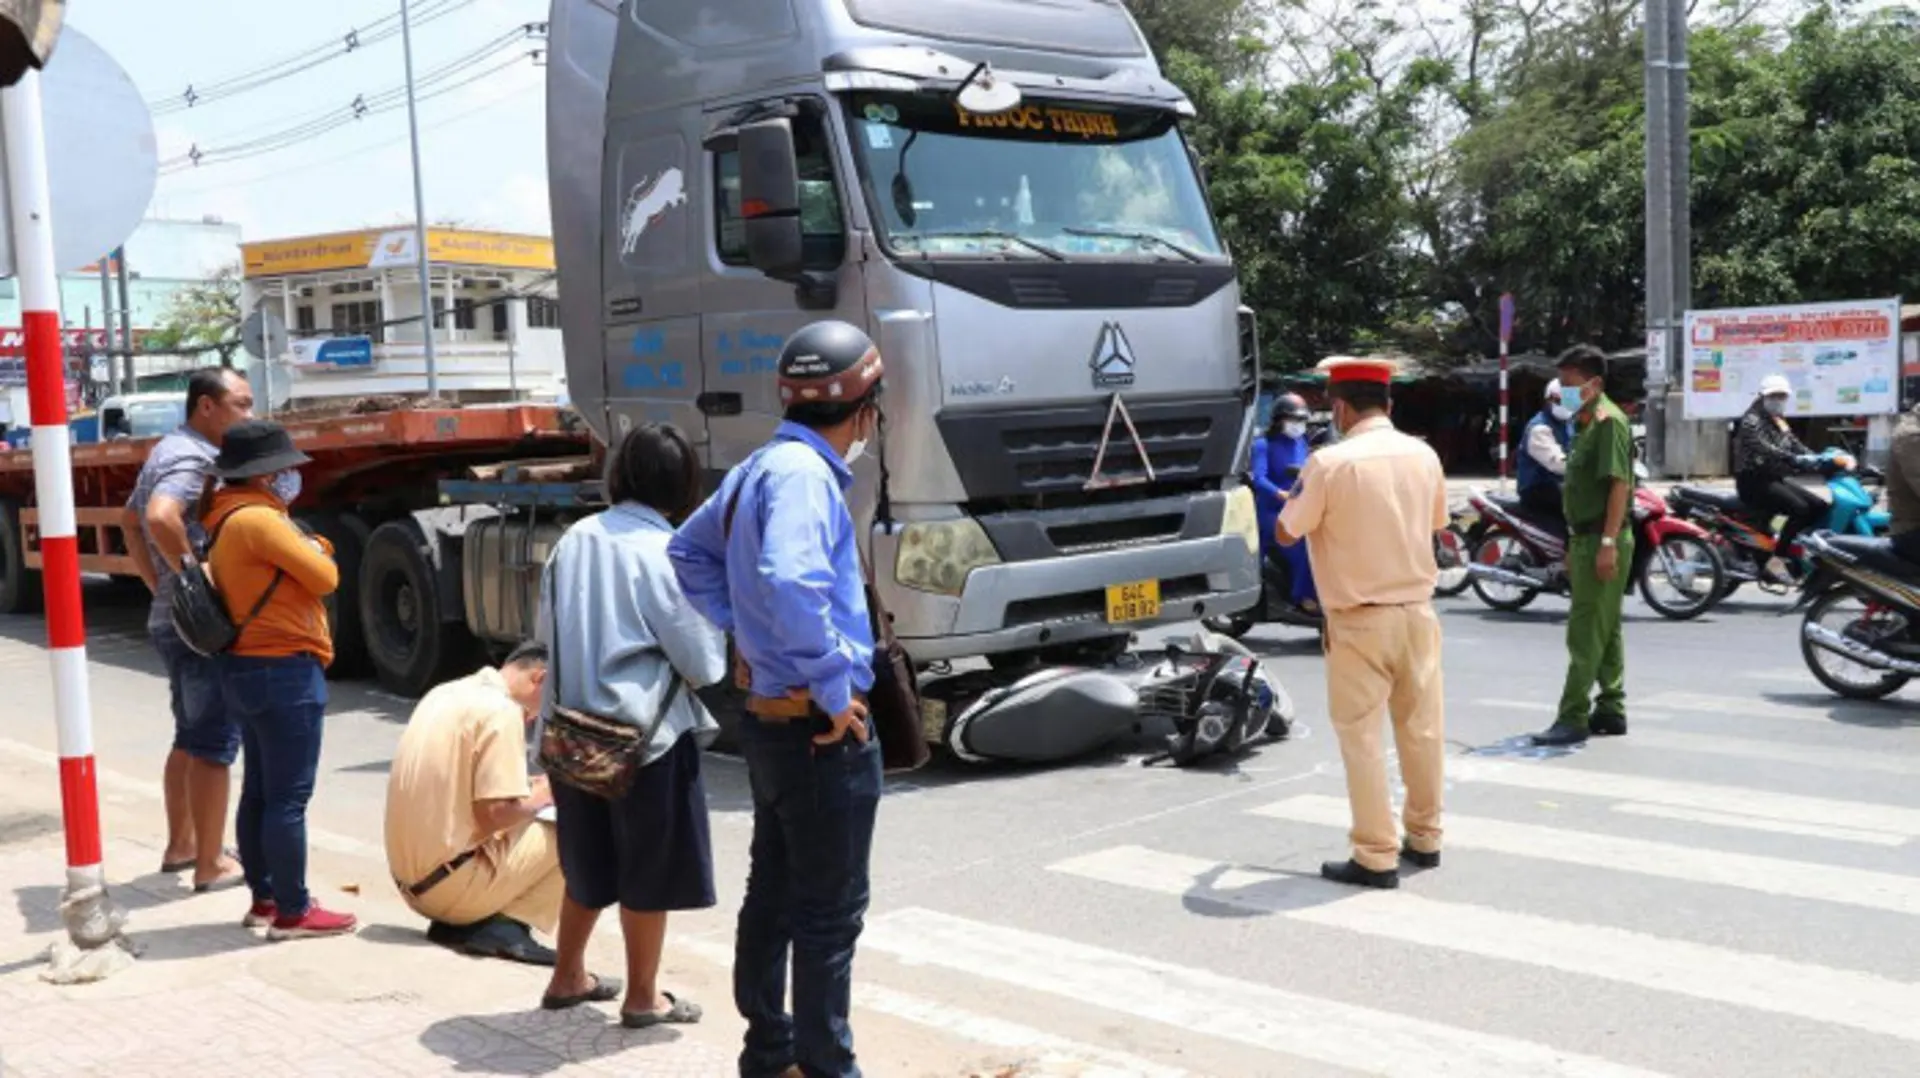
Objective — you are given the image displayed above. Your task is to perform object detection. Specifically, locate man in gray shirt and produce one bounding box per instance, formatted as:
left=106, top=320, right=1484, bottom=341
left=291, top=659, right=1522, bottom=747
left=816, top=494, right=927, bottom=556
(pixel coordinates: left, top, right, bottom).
left=123, top=367, right=260, bottom=891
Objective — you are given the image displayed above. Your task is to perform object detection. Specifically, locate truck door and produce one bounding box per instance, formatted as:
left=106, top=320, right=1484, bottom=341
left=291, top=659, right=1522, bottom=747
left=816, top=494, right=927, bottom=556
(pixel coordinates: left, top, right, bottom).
left=602, top=114, right=707, bottom=450
left=699, top=99, right=867, bottom=472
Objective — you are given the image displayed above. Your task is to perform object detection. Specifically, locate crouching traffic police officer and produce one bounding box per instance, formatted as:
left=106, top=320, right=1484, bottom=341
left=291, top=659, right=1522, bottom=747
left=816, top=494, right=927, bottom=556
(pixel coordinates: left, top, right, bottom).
left=1533, top=345, right=1634, bottom=747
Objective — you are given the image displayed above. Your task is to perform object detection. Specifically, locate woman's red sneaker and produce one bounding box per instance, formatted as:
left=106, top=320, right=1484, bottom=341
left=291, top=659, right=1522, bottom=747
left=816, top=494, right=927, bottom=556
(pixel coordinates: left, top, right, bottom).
left=267, top=904, right=358, bottom=941
left=242, top=901, right=276, bottom=928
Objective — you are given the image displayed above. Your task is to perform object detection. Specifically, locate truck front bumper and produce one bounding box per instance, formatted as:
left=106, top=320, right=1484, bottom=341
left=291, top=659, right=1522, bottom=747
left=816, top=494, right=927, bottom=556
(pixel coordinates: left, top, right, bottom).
left=883, top=529, right=1261, bottom=664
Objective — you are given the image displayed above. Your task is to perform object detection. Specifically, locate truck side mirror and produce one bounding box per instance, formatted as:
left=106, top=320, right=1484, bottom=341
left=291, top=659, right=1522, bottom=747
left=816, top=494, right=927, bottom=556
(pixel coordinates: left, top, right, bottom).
left=738, top=118, right=805, bottom=280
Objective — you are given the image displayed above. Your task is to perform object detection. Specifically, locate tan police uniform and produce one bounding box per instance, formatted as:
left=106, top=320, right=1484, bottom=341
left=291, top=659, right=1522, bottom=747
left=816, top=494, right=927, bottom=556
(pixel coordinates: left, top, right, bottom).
left=385, top=667, right=563, bottom=933
left=1278, top=359, right=1450, bottom=873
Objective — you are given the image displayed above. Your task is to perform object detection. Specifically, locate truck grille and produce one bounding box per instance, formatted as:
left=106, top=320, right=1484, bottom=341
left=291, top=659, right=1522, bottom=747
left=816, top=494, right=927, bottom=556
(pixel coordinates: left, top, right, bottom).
left=938, top=396, right=1246, bottom=501
left=1045, top=513, right=1186, bottom=554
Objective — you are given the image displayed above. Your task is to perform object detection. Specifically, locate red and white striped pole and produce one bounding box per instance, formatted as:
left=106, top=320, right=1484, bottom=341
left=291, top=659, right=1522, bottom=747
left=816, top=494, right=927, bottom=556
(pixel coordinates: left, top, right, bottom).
left=1498, top=293, right=1515, bottom=489
left=3, top=68, right=122, bottom=951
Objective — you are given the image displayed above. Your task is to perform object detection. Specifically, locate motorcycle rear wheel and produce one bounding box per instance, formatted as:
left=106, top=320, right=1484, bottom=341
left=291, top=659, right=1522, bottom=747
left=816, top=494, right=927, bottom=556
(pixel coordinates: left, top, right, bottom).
left=1469, top=534, right=1542, bottom=612
left=1800, top=592, right=1911, bottom=701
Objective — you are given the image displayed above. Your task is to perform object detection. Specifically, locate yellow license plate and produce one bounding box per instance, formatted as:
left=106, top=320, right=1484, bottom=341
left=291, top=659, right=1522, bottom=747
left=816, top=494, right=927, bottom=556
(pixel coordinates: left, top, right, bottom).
left=1105, top=579, right=1162, bottom=624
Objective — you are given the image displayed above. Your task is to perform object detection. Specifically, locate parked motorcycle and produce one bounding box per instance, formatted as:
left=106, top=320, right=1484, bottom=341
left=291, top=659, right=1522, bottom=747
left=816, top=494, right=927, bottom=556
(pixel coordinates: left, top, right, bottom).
left=1669, top=449, right=1881, bottom=599
left=1464, top=484, right=1726, bottom=619
left=1793, top=530, right=1920, bottom=700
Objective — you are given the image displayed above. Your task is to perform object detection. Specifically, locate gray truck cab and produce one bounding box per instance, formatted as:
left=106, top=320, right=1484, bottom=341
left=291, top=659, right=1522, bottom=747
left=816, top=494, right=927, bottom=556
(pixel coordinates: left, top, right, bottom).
left=549, top=0, right=1260, bottom=665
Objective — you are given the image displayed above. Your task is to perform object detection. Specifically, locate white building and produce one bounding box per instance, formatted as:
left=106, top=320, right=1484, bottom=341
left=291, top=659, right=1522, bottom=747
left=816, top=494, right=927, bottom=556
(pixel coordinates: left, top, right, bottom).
left=239, top=225, right=565, bottom=408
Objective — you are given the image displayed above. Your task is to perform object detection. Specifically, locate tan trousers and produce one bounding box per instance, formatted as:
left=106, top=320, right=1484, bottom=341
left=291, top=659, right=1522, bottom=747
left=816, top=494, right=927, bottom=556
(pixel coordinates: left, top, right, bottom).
left=404, top=820, right=564, bottom=936
left=1324, top=603, right=1445, bottom=872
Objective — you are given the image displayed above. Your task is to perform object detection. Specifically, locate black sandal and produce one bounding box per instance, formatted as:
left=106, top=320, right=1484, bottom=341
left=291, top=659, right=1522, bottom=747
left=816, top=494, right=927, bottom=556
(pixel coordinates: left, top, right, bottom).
left=620, top=992, right=702, bottom=1028
left=540, top=974, right=623, bottom=1010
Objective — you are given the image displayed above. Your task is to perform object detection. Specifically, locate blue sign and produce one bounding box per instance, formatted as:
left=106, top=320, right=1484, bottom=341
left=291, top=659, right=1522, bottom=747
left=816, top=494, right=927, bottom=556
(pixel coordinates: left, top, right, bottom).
left=314, top=336, right=374, bottom=369
left=1498, top=294, right=1515, bottom=344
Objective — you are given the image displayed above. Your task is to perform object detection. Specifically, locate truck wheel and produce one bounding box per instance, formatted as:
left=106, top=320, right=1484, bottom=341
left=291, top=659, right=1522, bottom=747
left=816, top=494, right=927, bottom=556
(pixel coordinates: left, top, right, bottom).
left=305, top=512, right=372, bottom=678
left=360, top=517, right=478, bottom=697
left=0, top=499, right=42, bottom=615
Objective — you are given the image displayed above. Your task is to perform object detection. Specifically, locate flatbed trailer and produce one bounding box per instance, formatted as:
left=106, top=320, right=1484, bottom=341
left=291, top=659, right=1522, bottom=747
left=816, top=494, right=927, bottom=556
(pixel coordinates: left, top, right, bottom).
left=0, top=402, right=594, bottom=696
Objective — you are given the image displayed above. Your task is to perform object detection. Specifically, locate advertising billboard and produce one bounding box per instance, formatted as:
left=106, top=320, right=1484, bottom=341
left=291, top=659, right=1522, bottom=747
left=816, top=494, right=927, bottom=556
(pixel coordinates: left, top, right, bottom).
left=1682, top=298, right=1901, bottom=420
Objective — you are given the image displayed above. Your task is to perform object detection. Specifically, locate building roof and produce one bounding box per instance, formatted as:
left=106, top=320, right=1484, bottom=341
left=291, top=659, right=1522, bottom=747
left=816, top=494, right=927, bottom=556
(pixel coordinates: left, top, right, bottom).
left=242, top=226, right=554, bottom=279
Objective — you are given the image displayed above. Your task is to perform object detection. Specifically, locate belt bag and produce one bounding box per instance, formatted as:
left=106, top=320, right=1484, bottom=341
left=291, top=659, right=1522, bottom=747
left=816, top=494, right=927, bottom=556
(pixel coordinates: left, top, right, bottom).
left=534, top=555, right=686, bottom=801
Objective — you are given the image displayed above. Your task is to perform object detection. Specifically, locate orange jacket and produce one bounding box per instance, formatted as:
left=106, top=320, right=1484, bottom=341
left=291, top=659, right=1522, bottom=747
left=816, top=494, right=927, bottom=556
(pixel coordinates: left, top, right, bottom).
left=204, top=487, right=338, bottom=667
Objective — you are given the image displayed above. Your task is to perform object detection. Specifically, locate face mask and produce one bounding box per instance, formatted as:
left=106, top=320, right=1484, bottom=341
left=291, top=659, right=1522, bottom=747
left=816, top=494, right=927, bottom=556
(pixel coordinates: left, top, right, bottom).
left=1549, top=402, right=1574, bottom=422
left=844, top=439, right=868, bottom=465
left=1282, top=421, right=1307, bottom=439
left=1764, top=397, right=1787, bottom=417
left=271, top=469, right=302, bottom=503
left=1558, top=383, right=1585, bottom=414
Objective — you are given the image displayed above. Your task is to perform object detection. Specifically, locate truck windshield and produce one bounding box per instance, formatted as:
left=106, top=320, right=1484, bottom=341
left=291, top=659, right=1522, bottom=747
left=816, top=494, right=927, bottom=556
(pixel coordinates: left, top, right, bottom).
left=123, top=401, right=185, bottom=439
left=845, top=93, right=1224, bottom=262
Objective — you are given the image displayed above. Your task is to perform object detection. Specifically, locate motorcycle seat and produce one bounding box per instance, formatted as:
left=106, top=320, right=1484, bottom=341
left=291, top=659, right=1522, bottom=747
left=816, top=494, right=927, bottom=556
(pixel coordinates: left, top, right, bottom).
left=1486, top=492, right=1567, bottom=535
left=1824, top=534, right=1920, bottom=580
left=1671, top=485, right=1747, bottom=514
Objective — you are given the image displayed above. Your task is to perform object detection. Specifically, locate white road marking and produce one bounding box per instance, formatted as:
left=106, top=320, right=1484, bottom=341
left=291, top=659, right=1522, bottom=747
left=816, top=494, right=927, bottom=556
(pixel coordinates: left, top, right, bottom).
left=862, top=907, right=1672, bottom=1078
left=676, top=937, right=1187, bottom=1077
left=1447, top=755, right=1920, bottom=836
left=1638, top=692, right=1841, bottom=723
left=1626, top=727, right=1920, bottom=777
left=1050, top=844, right=1920, bottom=1043
left=1252, top=794, right=1920, bottom=917
left=1610, top=803, right=1909, bottom=846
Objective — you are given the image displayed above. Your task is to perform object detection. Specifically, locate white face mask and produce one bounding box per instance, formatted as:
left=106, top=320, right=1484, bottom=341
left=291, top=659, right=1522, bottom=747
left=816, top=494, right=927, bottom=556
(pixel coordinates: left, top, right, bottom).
left=844, top=439, right=868, bottom=465
left=1763, top=396, right=1787, bottom=417
left=271, top=469, right=302, bottom=503
left=1549, top=402, right=1573, bottom=422
left=1281, top=421, right=1307, bottom=439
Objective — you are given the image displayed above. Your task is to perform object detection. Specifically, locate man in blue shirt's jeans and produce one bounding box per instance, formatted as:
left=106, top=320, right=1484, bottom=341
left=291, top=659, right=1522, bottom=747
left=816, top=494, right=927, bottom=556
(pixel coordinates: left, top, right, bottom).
left=670, top=320, right=885, bottom=1078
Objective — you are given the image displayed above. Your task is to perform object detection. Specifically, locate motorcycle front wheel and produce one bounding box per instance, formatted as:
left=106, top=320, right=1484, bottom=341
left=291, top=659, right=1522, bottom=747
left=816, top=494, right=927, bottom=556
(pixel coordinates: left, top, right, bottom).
left=1800, top=591, right=1911, bottom=701
left=1469, top=533, right=1542, bottom=612
left=1638, top=535, right=1726, bottom=620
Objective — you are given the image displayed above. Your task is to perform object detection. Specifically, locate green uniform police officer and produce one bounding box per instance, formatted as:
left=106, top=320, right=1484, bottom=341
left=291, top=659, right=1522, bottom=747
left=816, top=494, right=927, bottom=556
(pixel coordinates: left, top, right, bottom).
left=1533, top=345, right=1635, bottom=747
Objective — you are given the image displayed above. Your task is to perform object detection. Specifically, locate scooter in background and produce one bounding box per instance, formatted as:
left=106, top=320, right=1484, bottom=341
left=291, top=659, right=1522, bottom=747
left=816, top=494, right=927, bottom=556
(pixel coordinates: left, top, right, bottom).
left=1464, top=480, right=1726, bottom=620
left=1670, top=448, right=1882, bottom=599
left=1793, top=530, right=1920, bottom=701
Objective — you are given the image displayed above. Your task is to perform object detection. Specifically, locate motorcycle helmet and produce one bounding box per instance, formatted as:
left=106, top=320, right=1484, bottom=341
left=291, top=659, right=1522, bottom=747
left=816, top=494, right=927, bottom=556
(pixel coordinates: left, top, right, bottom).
left=776, top=320, right=885, bottom=408
left=1270, top=393, right=1311, bottom=438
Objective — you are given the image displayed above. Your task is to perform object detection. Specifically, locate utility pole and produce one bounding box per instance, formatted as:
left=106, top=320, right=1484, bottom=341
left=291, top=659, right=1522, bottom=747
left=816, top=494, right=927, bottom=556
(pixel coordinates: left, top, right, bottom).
left=113, top=245, right=132, bottom=391
left=97, top=254, right=116, bottom=395
left=1643, top=0, right=1691, bottom=477
left=399, top=0, right=438, bottom=397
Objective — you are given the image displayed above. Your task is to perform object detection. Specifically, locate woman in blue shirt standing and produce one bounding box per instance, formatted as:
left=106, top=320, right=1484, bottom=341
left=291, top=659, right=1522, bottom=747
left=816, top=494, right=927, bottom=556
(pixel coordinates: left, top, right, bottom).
left=1250, top=393, right=1318, bottom=612
left=536, top=422, right=729, bottom=1028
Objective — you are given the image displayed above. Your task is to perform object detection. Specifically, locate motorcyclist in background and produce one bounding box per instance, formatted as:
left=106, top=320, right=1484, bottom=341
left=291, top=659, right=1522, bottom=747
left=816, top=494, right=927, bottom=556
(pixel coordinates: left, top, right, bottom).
left=1886, top=401, right=1920, bottom=562
left=1250, top=393, right=1319, bottom=614
left=1734, top=374, right=1827, bottom=578
left=1517, top=379, right=1575, bottom=522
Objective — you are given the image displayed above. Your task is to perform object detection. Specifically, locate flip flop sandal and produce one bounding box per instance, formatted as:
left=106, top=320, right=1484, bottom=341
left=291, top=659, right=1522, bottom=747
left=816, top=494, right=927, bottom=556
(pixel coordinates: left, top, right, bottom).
left=192, top=873, right=247, bottom=894
left=162, top=846, right=243, bottom=874
left=620, top=992, right=702, bottom=1028
left=540, top=974, right=623, bottom=1011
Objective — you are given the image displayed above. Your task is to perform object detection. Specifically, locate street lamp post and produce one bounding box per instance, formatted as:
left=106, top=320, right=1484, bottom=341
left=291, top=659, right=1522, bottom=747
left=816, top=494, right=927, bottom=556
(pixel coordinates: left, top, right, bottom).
left=399, top=0, right=438, bottom=398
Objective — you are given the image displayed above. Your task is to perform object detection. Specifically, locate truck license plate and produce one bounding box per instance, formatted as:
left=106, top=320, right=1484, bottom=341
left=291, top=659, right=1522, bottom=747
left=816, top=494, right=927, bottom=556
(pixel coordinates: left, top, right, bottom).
left=1105, top=580, right=1162, bottom=624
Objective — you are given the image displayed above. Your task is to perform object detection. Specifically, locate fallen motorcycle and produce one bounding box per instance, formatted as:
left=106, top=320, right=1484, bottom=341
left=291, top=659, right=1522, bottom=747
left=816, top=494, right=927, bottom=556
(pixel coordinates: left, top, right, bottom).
left=1464, top=484, right=1726, bottom=620
left=1793, top=531, right=1920, bottom=701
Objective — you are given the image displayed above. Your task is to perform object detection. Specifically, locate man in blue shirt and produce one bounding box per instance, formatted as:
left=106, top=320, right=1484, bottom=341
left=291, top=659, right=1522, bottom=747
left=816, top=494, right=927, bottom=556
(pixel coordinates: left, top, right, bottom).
left=1517, top=379, right=1574, bottom=521
left=669, top=320, right=884, bottom=1078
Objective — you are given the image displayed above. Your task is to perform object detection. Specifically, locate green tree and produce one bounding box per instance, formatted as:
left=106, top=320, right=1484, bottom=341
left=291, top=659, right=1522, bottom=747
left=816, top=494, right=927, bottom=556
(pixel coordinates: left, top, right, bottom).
left=145, top=264, right=243, bottom=367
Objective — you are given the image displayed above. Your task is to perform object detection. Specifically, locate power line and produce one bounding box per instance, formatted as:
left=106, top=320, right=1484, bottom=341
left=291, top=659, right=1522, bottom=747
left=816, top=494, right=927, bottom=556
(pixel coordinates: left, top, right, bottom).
left=159, top=27, right=546, bottom=174
left=147, top=0, right=481, bottom=116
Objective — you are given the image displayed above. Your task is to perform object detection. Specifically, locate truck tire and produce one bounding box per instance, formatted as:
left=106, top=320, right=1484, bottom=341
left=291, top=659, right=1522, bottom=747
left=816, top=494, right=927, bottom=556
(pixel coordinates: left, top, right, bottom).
left=360, top=517, right=478, bottom=697
left=0, top=499, right=42, bottom=615
left=305, top=512, right=372, bottom=678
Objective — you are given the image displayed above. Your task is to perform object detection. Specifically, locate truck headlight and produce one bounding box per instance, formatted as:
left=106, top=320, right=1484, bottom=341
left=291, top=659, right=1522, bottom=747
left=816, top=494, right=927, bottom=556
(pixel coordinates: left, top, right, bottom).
left=1221, top=485, right=1259, bottom=553
left=894, top=519, right=1002, bottom=597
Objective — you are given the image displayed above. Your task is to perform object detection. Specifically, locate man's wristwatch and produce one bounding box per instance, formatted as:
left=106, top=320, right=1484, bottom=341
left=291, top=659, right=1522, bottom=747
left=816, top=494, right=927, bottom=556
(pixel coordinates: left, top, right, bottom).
left=1600, top=536, right=1617, bottom=548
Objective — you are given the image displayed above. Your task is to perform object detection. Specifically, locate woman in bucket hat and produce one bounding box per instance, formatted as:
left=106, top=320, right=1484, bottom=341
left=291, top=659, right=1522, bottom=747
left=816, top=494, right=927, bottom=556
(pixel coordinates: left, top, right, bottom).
left=199, top=420, right=357, bottom=940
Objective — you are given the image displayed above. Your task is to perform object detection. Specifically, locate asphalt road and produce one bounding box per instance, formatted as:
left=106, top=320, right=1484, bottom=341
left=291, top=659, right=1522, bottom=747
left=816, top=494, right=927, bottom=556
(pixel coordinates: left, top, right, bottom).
left=4, top=578, right=1919, bottom=1077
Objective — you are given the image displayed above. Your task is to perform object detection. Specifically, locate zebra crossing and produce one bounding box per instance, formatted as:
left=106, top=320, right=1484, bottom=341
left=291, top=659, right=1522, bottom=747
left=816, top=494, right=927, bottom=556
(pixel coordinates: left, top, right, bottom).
left=799, top=685, right=1920, bottom=1077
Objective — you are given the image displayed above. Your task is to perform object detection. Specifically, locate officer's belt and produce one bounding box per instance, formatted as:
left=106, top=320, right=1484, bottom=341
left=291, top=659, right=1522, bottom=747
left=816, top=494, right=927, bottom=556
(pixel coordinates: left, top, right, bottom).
left=1566, top=520, right=1622, bottom=537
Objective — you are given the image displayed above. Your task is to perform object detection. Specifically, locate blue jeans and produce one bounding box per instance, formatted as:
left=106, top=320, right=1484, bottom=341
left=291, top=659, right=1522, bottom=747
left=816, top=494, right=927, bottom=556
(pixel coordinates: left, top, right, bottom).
left=734, top=715, right=882, bottom=1078
left=150, top=628, right=240, bottom=766
left=225, top=655, right=326, bottom=916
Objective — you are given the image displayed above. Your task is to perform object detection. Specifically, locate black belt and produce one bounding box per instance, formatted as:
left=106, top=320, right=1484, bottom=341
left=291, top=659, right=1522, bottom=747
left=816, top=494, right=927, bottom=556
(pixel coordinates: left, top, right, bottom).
left=398, top=848, right=477, bottom=899
left=1568, top=522, right=1622, bottom=538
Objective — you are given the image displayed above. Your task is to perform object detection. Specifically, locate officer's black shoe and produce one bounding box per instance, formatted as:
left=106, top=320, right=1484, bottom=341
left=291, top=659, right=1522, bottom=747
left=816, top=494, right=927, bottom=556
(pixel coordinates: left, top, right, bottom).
left=426, top=919, right=481, bottom=950
left=1400, top=843, right=1441, bottom=870
left=1589, top=712, right=1628, bottom=737
left=1321, top=859, right=1400, bottom=889
left=461, top=917, right=558, bottom=966
left=1530, top=719, right=1590, bottom=747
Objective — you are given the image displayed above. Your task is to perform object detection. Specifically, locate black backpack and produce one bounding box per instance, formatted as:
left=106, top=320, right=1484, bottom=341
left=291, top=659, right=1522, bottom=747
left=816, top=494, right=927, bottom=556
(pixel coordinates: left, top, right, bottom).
left=170, top=506, right=285, bottom=658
